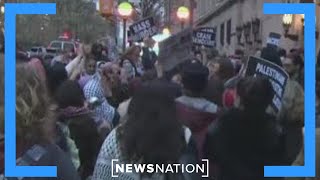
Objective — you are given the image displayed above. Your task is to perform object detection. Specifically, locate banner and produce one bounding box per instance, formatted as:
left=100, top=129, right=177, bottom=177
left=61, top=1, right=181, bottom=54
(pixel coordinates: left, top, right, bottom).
left=158, top=28, right=193, bottom=71
left=129, top=17, right=158, bottom=42
left=192, top=27, right=216, bottom=48
left=99, top=0, right=114, bottom=16
left=245, top=56, right=289, bottom=112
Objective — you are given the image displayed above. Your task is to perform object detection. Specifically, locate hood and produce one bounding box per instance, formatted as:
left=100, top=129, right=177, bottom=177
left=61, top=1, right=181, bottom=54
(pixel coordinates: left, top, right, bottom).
left=176, top=97, right=219, bottom=160
left=176, top=96, right=218, bottom=132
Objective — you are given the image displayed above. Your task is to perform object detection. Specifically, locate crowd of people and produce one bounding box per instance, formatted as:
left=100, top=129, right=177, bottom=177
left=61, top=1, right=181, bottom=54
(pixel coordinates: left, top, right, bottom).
left=0, top=35, right=318, bottom=180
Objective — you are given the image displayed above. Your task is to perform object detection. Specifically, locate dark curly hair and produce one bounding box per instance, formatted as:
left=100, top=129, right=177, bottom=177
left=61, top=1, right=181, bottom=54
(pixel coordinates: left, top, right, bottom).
left=117, top=80, right=185, bottom=165
left=55, top=80, right=85, bottom=108
left=237, top=76, right=274, bottom=111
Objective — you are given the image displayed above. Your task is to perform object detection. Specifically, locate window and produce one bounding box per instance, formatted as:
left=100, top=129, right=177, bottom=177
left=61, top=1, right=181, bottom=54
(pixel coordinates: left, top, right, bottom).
left=31, top=48, right=38, bottom=52
left=63, top=43, right=75, bottom=52
left=220, top=22, right=225, bottom=46
left=227, top=19, right=231, bottom=45
left=50, top=42, right=61, bottom=49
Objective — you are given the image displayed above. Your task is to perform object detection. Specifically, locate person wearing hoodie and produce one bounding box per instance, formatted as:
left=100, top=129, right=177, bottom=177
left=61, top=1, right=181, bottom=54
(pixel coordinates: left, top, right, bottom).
left=206, top=76, right=285, bottom=180
left=55, top=80, right=103, bottom=179
left=260, top=32, right=283, bottom=67
left=176, top=60, right=219, bottom=160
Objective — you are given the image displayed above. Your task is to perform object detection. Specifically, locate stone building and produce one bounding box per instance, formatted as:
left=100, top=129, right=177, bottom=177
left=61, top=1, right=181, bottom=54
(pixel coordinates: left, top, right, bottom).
left=193, top=0, right=320, bottom=56
left=166, top=0, right=320, bottom=56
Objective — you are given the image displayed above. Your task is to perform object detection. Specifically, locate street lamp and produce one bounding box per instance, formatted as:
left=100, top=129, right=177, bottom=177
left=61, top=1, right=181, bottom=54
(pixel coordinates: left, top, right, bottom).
left=1, top=6, right=4, bottom=14
left=282, top=14, right=298, bottom=41
left=118, top=2, right=133, bottom=52
left=177, top=6, right=190, bottom=30
left=162, top=28, right=171, bottom=36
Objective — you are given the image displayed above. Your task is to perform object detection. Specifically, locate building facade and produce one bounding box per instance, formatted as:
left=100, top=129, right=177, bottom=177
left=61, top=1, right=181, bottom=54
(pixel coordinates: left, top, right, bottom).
left=188, top=0, right=320, bottom=56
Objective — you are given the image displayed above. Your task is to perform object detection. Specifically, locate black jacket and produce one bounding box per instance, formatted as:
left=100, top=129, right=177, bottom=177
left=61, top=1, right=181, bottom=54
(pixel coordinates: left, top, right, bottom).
left=206, top=108, right=285, bottom=180
left=142, top=47, right=157, bottom=71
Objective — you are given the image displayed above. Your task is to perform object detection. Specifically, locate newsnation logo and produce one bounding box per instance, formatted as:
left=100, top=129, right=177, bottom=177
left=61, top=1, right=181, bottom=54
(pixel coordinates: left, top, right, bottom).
left=111, top=159, right=209, bottom=178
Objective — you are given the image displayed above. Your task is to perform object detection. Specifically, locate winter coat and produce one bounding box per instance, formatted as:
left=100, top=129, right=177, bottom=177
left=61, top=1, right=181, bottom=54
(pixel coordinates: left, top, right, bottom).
left=206, top=108, right=285, bottom=180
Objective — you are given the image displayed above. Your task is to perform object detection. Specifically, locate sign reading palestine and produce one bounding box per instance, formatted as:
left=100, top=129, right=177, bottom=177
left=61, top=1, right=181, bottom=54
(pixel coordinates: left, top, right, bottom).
left=245, top=56, right=289, bottom=112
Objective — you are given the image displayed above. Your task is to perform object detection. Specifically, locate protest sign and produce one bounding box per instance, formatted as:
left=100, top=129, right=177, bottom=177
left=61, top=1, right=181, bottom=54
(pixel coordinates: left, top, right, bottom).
left=129, top=17, right=158, bottom=42
left=158, top=28, right=193, bottom=71
left=245, top=56, right=289, bottom=112
left=192, top=27, right=216, bottom=48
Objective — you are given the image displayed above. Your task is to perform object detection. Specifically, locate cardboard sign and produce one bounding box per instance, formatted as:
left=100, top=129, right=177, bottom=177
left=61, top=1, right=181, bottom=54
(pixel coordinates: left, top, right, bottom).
left=245, top=56, right=289, bottom=112
left=158, top=28, right=193, bottom=71
left=129, top=17, right=158, bottom=42
left=193, top=27, right=216, bottom=48
left=266, top=32, right=281, bottom=47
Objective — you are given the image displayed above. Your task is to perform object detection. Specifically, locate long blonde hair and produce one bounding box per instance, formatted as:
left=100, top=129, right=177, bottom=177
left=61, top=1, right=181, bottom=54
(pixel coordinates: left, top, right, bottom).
left=15, top=63, right=56, bottom=146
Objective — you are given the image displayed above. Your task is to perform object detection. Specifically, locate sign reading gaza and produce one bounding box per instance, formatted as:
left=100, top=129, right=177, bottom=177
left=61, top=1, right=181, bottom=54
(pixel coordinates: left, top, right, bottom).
left=192, top=27, right=216, bottom=48
left=245, top=56, right=289, bottom=112
left=129, top=17, right=158, bottom=42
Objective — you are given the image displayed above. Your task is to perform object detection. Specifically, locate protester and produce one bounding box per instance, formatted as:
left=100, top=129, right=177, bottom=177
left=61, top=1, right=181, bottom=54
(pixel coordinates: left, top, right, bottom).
left=120, top=45, right=142, bottom=80
left=0, top=61, right=80, bottom=180
left=280, top=56, right=305, bottom=164
left=55, top=80, right=103, bottom=179
left=106, top=63, right=130, bottom=108
left=116, top=77, right=143, bottom=122
left=206, top=76, right=285, bottom=180
left=78, top=54, right=97, bottom=89
left=176, top=60, right=219, bottom=160
left=92, top=80, right=199, bottom=180
left=51, top=48, right=74, bottom=66
left=204, top=60, right=225, bottom=106
left=283, top=53, right=304, bottom=87
left=261, top=32, right=283, bottom=67
left=83, top=62, right=119, bottom=130
left=92, top=43, right=107, bottom=62
left=287, top=69, right=320, bottom=180
left=211, top=58, right=235, bottom=84
left=46, top=62, right=68, bottom=97
left=141, top=37, right=157, bottom=71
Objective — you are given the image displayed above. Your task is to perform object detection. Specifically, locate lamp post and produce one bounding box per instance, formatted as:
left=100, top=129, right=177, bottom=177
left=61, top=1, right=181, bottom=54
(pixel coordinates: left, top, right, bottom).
left=177, top=6, right=190, bottom=30
left=118, top=2, right=133, bottom=52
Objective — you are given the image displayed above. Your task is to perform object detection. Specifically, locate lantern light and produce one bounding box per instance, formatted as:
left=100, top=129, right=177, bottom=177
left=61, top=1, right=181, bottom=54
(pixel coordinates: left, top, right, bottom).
left=118, top=2, right=133, bottom=18
left=283, top=14, right=293, bottom=26
left=162, top=28, right=170, bottom=35
left=177, top=6, right=190, bottom=21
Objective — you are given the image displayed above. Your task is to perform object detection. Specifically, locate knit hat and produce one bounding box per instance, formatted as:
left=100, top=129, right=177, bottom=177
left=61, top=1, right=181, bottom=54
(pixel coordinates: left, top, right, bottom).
left=181, top=60, right=209, bottom=94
